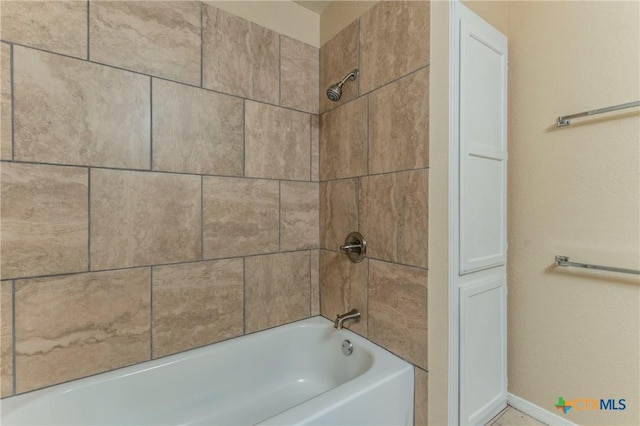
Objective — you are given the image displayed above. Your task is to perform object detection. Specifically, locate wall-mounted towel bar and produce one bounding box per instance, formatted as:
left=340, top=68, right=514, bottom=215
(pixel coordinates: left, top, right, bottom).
left=555, top=255, right=640, bottom=276
left=556, top=100, right=640, bottom=127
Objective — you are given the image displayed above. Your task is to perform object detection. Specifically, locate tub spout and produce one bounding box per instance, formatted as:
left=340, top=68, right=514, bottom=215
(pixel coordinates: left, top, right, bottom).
left=334, top=309, right=361, bottom=329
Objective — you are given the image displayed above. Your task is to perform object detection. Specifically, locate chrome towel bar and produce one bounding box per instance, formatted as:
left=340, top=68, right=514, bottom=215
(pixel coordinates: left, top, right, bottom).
left=555, top=255, right=640, bottom=276
left=556, top=100, right=640, bottom=127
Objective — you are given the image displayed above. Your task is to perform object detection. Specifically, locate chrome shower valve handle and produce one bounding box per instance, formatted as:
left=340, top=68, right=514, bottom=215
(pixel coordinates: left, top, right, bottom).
left=339, top=232, right=366, bottom=263
left=339, top=243, right=362, bottom=253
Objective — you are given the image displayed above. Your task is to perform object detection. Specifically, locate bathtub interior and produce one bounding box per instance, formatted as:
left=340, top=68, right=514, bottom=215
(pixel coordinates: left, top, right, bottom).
left=1, top=317, right=394, bottom=426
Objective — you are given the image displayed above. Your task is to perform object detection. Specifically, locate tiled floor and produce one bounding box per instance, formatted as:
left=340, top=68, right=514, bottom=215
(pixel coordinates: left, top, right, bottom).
left=485, top=406, right=547, bottom=426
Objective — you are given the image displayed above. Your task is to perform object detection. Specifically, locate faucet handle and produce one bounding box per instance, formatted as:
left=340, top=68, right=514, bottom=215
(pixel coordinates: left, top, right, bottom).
left=339, top=243, right=361, bottom=253
left=339, top=232, right=367, bottom=263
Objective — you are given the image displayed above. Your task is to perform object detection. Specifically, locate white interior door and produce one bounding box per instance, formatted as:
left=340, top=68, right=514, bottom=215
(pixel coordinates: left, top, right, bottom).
left=450, top=2, right=508, bottom=425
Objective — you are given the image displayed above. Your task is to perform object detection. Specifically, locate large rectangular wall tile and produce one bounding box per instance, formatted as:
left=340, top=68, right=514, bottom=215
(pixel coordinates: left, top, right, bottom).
left=14, top=268, right=151, bottom=393
left=311, top=115, right=319, bottom=182
left=13, top=47, right=150, bottom=169
left=1, top=43, right=11, bottom=160
left=319, top=97, right=368, bottom=180
left=281, top=181, right=319, bottom=251
left=245, top=101, right=310, bottom=180
left=368, top=260, right=427, bottom=369
left=1, top=281, right=12, bottom=397
left=360, top=1, right=429, bottom=93
left=320, top=179, right=358, bottom=250
left=203, top=5, right=279, bottom=104
left=319, top=250, right=367, bottom=336
left=0, top=0, right=87, bottom=58
left=245, top=251, right=310, bottom=333
left=1, top=163, right=88, bottom=280
left=320, top=20, right=358, bottom=113
left=91, top=169, right=201, bottom=270
left=152, top=79, right=243, bottom=176
left=203, top=177, right=279, bottom=259
left=90, top=1, right=201, bottom=85
left=280, top=35, right=319, bottom=114
left=415, top=367, right=428, bottom=426
left=369, top=68, right=429, bottom=174
left=152, top=259, right=244, bottom=358
left=360, top=170, right=428, bottom=268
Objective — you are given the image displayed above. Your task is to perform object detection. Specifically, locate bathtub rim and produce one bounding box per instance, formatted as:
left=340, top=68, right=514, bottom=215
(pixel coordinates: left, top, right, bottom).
left=1, top=315, right=413, bottom=424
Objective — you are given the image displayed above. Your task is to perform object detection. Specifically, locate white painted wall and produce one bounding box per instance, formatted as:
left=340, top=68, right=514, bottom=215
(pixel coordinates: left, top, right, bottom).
left=507, top=2, right=640, bottom=425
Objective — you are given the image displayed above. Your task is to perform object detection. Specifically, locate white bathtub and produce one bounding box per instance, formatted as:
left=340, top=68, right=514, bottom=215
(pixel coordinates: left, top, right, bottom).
left=1, top=316, right=414, bottom=425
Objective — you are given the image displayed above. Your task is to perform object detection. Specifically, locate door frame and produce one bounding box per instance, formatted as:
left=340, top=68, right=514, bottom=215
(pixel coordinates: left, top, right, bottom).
left=448, top=1, right=462, bottom=424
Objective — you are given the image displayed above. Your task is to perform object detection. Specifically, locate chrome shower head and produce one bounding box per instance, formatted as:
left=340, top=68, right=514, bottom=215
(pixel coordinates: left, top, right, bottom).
left=326, top=85, right=342, bottom=102
left=326, top=69, right=359, bottom=102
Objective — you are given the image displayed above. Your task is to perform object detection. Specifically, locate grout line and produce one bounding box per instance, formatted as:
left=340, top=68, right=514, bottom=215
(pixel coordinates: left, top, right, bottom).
left=149, top=266, right=154, bottom=359
left=308, top=250, right=312, bottom=315
left=356, top=18, right=361, bottom=97
left=0, top=40, right=86, bottom=61
left=362, top=63, right=430, bottom=98
left=318, top=248, right=429, bottom=272
left=0, top=41, right=318, bottom=117
left=366, top=94, right=370, bottom=175
left=278, top=35, right=282, bottom=106
left=242, top=100, right=246, bottom=177
left=356, top=177, right=360, bottom=231
left=200, top=175, right=204, bottom=260
left=318, top=115, right=323, bottom=182
left=319, top=166, right=430, bottom=184
left=308, top=114, right=312, bottom=181
left=278, top=181, right=282, bottom=250
left=242, top=257, right=246, bottom=335
left=414, top=365, right=428, bottom=373
left=316, top=183, right=321, bottom=255
left=366, top=258, right=369, bottom=335
left=11, top=279, right=16, bottom=396
left=149, top=78, right=153, bottom=170
left=4, top=249, right=319, bottom=283
left=200, top=1, right=204, bottom=88
left=10, top=43, right=14, bottom=160
left=86, top=0, right=90, bottom=60
left=317, top=250, right=322, bottom=316
left=87, top=168, right=91, bottom=270
left=0, top=158, right=330, bottom=184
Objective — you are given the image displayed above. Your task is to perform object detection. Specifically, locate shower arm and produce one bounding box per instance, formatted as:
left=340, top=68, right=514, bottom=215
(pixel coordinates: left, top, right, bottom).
left=337, top=70, right=359, bottom=88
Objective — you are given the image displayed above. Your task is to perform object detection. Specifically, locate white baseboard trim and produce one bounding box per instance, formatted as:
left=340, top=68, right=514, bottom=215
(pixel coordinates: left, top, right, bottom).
left=507, top=393, right=577, bottom=426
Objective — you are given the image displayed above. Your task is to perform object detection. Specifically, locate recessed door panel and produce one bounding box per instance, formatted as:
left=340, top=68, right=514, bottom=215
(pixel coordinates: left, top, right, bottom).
left=460, top=275, right=507, bottom=424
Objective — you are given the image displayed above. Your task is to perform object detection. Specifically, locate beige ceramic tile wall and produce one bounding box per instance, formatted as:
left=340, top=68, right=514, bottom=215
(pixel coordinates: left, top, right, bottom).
left=15, top=269, right=151, bottom=393
left=202, top=5, right=279, bottom=103
left=1, top=162, right=89, bottom=279
left=90, top=1, right=201, bottom=85
left=152, top=259, right=244, bottom=358
left=415, top=366, right=429, bottom=425
left=0, top=1, right=88, bottom=59
left=245, top=251, right=311, bottom=333
left=152, top=78, right=244, bottom=176
left=0, top=1, right=319, bottom=396
left=318, top=2, right=430, bottom=421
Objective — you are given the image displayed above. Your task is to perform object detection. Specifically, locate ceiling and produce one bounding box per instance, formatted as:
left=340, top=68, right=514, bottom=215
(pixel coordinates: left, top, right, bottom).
left=293, top=1, right=332, bottom=15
